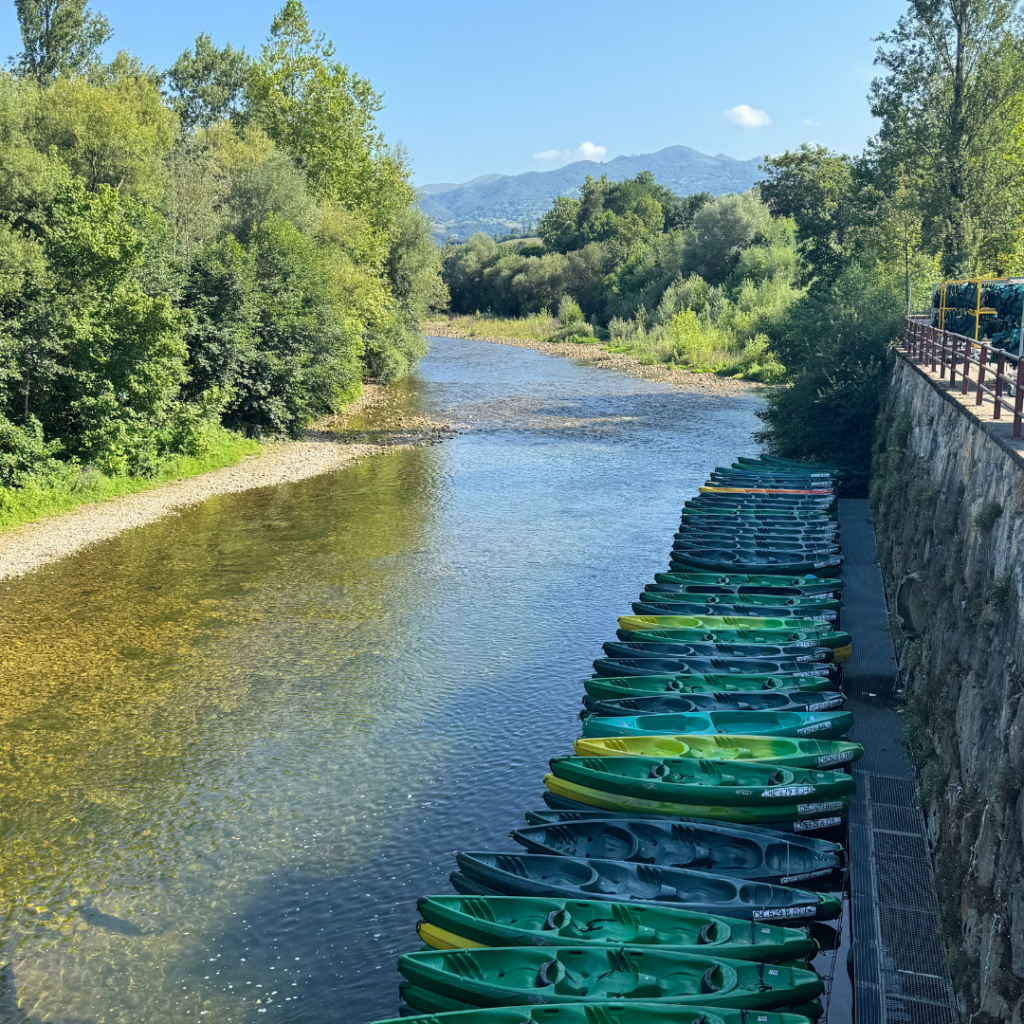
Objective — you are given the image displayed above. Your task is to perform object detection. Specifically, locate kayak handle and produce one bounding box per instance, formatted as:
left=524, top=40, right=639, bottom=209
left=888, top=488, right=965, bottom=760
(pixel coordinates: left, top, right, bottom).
left=700, top=966, right=720, bottom=994
left=768, top=769, right=788, bottom=785
left=544, top=909, right=570, bottom=931
left=647, top=763, right=671, bottom=779
left=697, top=922, right=715, bottom=944
left=536, top=958, right=564, bottom=988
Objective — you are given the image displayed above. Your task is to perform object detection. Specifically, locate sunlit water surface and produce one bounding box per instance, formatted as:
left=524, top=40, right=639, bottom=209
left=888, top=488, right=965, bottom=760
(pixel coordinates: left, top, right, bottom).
left=0, top=338, right=848, bottom=1024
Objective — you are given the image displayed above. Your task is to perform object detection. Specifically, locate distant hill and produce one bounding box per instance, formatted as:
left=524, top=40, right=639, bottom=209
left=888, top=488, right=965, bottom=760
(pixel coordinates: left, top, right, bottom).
left=420, top=145, right=764, bottom=241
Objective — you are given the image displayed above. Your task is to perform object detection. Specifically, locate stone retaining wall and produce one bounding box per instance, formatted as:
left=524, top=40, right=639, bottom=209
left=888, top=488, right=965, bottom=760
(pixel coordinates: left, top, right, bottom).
left=873, top=355, right=1024, bottom=1022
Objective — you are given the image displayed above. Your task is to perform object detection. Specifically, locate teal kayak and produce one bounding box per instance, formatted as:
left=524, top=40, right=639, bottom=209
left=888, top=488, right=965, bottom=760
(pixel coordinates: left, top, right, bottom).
left=583, top=675, right=837, bottom=699
left=580, top=710, right=854, bottom=740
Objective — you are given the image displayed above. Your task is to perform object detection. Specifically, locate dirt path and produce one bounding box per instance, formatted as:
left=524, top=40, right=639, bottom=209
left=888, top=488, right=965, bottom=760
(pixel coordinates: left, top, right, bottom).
left=422, top=321, right=761, bottom=397
left=0, top=385, right=454, bottom=582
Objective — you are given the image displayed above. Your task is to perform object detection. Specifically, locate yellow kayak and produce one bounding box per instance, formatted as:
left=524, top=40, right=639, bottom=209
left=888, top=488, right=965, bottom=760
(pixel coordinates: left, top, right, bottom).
left=574, top=734, right=864, bottom=769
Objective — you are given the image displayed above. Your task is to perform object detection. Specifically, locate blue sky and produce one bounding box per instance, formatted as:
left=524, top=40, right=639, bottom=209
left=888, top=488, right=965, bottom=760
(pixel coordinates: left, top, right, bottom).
left=0, top=0, right=908, bottom=186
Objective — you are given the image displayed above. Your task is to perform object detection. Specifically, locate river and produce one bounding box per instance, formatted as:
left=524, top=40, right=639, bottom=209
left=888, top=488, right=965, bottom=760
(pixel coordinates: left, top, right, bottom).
left=0, top=337, right=844, bottom=1024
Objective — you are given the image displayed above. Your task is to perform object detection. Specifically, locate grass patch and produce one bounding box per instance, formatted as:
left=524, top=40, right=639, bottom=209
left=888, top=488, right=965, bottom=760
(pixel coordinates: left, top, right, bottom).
left=434, top=313, right=558, bottom=342
left=0, top=427, right=262, bottom=533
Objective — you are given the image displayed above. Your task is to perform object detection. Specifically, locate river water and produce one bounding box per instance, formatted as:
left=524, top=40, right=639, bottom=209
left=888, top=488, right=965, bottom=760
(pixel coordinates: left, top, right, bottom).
left=0, top=338, right=847, bottom=1024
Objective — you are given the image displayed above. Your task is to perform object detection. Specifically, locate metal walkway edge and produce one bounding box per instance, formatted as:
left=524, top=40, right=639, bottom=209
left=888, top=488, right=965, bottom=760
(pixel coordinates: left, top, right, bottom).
left=840, top=499, right=959, bottom=1024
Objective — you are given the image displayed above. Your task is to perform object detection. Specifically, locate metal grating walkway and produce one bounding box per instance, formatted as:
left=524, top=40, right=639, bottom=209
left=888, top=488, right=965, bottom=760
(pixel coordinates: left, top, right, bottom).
left=840, top=499, right=959, bottom=1024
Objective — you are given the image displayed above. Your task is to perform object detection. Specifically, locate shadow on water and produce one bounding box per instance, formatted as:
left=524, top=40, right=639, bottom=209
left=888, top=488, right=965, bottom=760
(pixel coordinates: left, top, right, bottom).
left=0, top=337, right=820, bottom=1024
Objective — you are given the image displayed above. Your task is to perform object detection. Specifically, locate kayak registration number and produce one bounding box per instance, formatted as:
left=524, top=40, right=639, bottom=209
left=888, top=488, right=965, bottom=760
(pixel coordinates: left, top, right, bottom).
left=761, top=785, right=815, bottom=798
left=753, top=906, right=816, bottom=921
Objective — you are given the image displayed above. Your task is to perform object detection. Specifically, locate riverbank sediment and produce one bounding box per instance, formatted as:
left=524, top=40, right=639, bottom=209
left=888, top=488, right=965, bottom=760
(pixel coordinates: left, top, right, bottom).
left=422, top=321, right=760, bottom=397
left=0, top=385, right=454, bottom=581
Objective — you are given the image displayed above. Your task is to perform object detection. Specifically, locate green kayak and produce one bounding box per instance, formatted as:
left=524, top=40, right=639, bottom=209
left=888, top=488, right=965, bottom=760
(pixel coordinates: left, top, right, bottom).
left=574, top=734, right=864, bottom=770
left=542, top=775, right=847, bottom=826
left=415, top=895, right=817, bottom=961
left=580, top=710, right=854, bottom=740
left=583, top=675, right=836, bottom=700
left=639, top=592, right=842, bottom=614
left=549, top=757, right=855, bottom=807
left=397, top=946, right=825, bottom=1011
left=372, top=1002, right=817, bottom=1024
left=650, top=572, right=844, bottom=590
left=618, top=629, right=851, bottom=656
left=619, top=615, right=839, bottom=634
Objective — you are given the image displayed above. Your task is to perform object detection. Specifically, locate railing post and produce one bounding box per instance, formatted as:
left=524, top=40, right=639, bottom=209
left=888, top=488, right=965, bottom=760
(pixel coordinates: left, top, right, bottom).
left=962, top=338, right=972, bottom=395
left=994, top=352, right=1006, bottom=419
left=1015, top=358, right=1024, bottom=438
left=931, top=326, right=938, bottom=371
left=976, top=343, right=988, bottom=405
left=940, top=331, right=948, bottom=379
left=950, top=334, right=958, bottom=386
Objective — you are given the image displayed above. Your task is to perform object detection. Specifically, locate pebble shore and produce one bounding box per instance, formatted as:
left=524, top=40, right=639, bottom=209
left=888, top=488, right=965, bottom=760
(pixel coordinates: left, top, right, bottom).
left=0, top=385, right=455, bottom=581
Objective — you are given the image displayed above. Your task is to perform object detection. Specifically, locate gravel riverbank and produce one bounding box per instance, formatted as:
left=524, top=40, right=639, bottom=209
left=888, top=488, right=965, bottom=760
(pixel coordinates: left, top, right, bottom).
left=422, top=321, right=762, bottom=397
left=0, top=385, right=454, bottom=581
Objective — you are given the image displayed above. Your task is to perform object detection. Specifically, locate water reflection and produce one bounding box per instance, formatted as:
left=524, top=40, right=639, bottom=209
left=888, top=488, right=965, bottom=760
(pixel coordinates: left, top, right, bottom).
left=0, top=338, right=763, bottom=1023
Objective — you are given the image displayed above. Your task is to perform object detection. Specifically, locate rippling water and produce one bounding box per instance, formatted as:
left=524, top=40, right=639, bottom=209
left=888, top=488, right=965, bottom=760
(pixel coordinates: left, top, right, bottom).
left=0, top=338, right=847, bottom=1024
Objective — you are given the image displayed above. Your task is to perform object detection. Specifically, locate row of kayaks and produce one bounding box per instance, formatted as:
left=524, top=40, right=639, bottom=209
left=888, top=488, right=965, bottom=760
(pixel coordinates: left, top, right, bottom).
left=371, top=454, right=852, bottom=1024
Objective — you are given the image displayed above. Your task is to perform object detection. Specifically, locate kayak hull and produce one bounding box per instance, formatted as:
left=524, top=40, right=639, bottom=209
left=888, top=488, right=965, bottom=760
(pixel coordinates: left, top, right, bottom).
left=543, top=775, right=848, bottom=828
left=415, top=895, right=819, bottom=961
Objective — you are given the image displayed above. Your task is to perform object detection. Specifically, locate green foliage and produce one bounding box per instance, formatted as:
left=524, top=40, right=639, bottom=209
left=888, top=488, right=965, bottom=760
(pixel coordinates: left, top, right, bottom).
left=11, top=0, right=110, bottom=81
left=871, top=1, right=1024, bottom=277
left=166, top=34, right=249, bottom=134
left=759, top=145, right=857, bottom=286
left=0, top=0, right=443, bottom=499
left=445, top=181, right=800, bottom=381
left=755, top=265, right=904, bottom=480
left=683, top=191, right=771, bottom=285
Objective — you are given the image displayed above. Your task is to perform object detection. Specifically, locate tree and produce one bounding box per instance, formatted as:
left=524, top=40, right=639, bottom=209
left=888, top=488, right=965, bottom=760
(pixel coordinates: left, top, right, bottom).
left=27, top=60, right=177, bottom=203
left=871, top=0, right=1024, bottom=276
left=243, top=1, right=413, bottom=228
left=684, top=191, right=771, bottom=285
left=165, top=34, right=249, bottom=134
left=10, top=0, right=110, bottom=81
left=759, top=145, right=858, bottom=286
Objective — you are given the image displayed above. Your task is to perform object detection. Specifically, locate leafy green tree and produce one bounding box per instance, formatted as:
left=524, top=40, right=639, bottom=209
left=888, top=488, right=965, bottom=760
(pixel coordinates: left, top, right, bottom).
left=179, top=235, right=256, bottom=402
left=166, top=34, right=249, bottom=134
left=684, top=191, right=771, bottom=285
left=756, top=265, right=904, bottom=481
left=871, top=0, right=1024, bottom=276
left=758, top=145, right=858, bottom=285
left=225, top=214, right=362, bottom=435
left=27, top=61, right=177, bottom=203
left=10, top=0, right=110, bottom=81
left=243, top=1, right=413, bottom=228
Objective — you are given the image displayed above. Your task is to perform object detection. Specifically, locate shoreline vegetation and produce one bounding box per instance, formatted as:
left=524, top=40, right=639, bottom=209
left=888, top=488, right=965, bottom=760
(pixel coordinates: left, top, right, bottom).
left=422, top=317, right=759, bottom=396
left=0, top=384, right=454, bottom=580
left=0, top=0, right=448, bottom=544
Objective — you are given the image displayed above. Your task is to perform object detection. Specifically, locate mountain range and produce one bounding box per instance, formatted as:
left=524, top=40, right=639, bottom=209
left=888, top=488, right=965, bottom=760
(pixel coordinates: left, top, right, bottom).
left=419, top=145, right=765, bottom=241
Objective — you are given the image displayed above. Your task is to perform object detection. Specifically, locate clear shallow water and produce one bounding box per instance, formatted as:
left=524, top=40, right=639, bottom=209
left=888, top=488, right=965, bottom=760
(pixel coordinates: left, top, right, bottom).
left=0, top=337, right=843, bottom=1024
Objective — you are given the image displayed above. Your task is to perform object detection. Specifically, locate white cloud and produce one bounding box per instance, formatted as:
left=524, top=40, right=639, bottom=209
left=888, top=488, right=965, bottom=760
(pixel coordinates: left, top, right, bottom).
left=534, top=141, right=608, bottom=163
left=723, top=104, right=772, bottom=128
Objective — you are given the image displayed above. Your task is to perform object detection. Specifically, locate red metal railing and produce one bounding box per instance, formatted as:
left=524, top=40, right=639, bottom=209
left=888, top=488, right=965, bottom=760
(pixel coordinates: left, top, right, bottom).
left=899, top=316, right=1024, bottom=439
